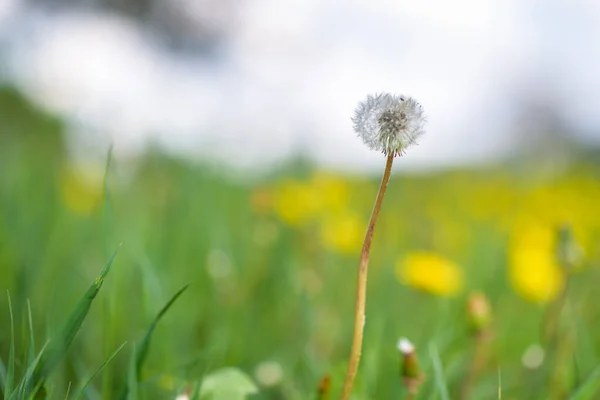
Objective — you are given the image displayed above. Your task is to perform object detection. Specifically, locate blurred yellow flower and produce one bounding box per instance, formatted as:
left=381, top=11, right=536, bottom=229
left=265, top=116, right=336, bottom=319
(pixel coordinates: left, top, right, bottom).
left=320, top=212, right=364, bottom=255
left=311, top=172, right=349, bottom=211
left=509, top=247, right=564, bottom=304
left=509, top=220, right=564, bottom=303
left=273, top=180, right=322, bottom=226
left=59, top=163, right=104, bottom=215
left=272, top=172, right=350, bottom=227
left=396, top=252, right=463, bottom=297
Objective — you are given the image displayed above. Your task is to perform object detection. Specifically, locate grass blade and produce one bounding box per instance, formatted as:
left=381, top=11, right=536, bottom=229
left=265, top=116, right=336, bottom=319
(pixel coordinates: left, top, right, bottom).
left=120, top=284, right=190, bottom=400
left=429, top=343, right=450, bottom=400
left=27, top=300, right=35, bottom=366
left=498, top=368, right=502, bottom=400
left=27, top=247, right=120, bottom=394
left=126, top=346, right=137, bottom=400
left=5, top=292, right=15, bottom=400
left=64, top=382, right=72, bottom=400
left=15, top=341, right=50, bottom=399
left=74, top=342, right=127, bottom=400
left=189, top=381, right=202, bottom=400
left=0, top=358, right=6, bottom=394
left=135, top=284, right=190, bottom=378
left=569, top=365, right=600, bottom=400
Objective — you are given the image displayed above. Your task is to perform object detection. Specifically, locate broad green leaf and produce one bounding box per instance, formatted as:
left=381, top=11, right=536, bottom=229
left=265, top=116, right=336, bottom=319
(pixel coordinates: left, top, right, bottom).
left=199, top=368, right=258, bottom=400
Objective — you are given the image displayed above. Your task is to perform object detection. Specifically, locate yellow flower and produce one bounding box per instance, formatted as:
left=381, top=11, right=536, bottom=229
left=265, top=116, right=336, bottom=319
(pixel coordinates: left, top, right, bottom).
left=509, top=247, right=563, bottom=303
left=272, top=172, right=350, bottom=227
left=59, top=162, right=104, bottom=215
left=396, top=252, right=463, bottom=297
left=509, top=219, right=564, bottom=303
left=320, top=212, right=364, bottom=255
left=311, top=172, right=349, bottom=212
left=273, top=180, right=322, bottom=226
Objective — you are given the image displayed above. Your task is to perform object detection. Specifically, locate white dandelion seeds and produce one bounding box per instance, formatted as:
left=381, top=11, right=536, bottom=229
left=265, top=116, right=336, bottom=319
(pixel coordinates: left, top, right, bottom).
left=397, top=337, right=415, bottom=355
left=352, top=93, right=426, bottom=157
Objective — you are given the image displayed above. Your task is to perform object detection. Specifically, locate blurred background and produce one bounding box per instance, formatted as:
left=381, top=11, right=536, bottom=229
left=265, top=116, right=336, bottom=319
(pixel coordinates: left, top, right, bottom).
left=1, top=0, right=600, bottom=399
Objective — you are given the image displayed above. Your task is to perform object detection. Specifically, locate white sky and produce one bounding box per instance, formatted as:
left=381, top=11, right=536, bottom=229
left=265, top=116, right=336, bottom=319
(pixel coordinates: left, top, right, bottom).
left=2, top=0, right=600, bottom=171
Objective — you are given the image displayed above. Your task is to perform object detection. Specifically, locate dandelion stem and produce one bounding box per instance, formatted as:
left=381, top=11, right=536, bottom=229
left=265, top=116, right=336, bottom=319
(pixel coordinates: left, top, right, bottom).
left=460, top=332, right=490, bottom=400
left=339, top=154, right=394, bottom=400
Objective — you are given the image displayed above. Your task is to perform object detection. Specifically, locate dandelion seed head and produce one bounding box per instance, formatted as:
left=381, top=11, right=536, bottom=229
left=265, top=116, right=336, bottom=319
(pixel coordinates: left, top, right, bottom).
left=397, top=337, right=415, bottom=355
left=352, top=93, right=426, bottom=157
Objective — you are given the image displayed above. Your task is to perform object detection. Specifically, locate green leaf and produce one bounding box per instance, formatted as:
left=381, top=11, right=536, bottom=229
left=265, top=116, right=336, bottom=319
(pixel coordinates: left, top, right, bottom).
left=569, top=365, right=600, bottom=400
left=74, top=342, right=127, bottom=400
left=120, top=284, right=190, bottom=400
left=27, top=247, right=120, bottom=394
left=199, top=368, right=258, bottom=400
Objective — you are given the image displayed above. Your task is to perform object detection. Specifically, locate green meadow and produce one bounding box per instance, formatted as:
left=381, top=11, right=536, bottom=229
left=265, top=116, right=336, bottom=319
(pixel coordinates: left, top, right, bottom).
left=2, top=86, right=600, bottom=399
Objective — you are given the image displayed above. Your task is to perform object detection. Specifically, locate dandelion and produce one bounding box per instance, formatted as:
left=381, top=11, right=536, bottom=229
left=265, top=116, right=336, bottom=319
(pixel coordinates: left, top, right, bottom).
left=397, top=337, right=424, bottom=397
left=466, top=292, right=493, bottom=335
left=352, top=93, right=426, bottom=157
left=273, top=173, right=350, bottom=227
left=59, top=161, right=104, bottom=215
left=461, top=292, right=493, bottom=399
left=509, top=221, right=564, bottom=303
left=397, top=252, right=463, bottom=297
left=273, top=179, right=322, bottom=226
left=339, top=93, right=426, bottom=400
left=320, top=211, right=364, bottom=255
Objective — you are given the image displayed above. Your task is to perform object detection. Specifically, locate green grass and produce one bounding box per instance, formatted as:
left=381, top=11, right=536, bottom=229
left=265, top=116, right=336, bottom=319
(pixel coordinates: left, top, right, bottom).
left=2, top=85, right=600, bottom=399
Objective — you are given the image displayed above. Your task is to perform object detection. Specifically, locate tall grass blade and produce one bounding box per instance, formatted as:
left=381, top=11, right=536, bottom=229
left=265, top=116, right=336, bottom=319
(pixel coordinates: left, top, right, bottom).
left=15, top=340, right=50, bottom=399
left=28, top=247, right=120, bottom=393
left=64, top=382, right=72, bottom=400
left=0, top=359, right=6, bottom=394
left=102, top=144, right=113, bottom=206
left=189, top=381, right=202, bottom=400
left=498, top=368, right=502, bottom=400
left=27, top=300, right=35, bottom=366
left=119, top=284, right=190, bottom=400
left=24, top=381, right=45, bottom=400
left=429, top=343, right=450, bottom=400
left=126, top=346, right=137, bottom=400
left=569, top=364, right=600, bottom=400
left=5, top=292, right=15, bottom=400
left=135, top=284, right=190, bottom=378
left=74, top=342, right=127, bottom=400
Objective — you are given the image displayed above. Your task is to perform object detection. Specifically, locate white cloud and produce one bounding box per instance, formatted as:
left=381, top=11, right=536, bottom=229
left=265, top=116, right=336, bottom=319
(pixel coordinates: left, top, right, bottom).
left=4, top=0, right=600, bottom=171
